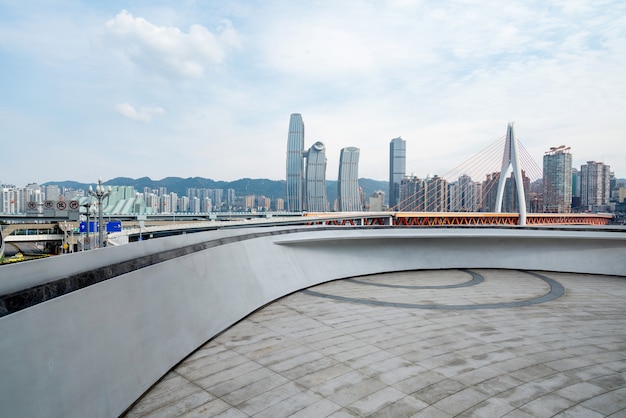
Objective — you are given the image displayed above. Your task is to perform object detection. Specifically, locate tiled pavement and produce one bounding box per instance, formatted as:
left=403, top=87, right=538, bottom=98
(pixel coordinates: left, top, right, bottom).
left=123, top=269, right=626, bottom=417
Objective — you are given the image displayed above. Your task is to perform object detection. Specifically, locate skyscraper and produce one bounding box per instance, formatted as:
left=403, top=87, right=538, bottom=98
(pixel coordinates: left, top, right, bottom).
left=425, top=175, right=448, bottom=212
left=337, top=147, right=361, bottom=212
left=304, top=141, right=327, bottom=212
left=389, top=137, right=406, bottom=210
left=286, top=113, right=305, bottom=212
left=502, top=171, right=530, bottom=213
left=580, top=161, right=611, bottom=212
left=399, top=176, right=426, bottom=211
left=449, top=174, right=478, bottom=212
left=543, top=146, right=572, bottom=213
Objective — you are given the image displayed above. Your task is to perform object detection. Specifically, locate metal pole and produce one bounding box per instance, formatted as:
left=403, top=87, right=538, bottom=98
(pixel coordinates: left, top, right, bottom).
left=86, top=206, right=90, bottom=251
left=98, top=197, right=104, bottom=248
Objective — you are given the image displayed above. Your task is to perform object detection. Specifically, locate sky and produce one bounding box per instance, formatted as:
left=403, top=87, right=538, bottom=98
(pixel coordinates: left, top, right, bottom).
left=1, top=0, right=625, bottom=187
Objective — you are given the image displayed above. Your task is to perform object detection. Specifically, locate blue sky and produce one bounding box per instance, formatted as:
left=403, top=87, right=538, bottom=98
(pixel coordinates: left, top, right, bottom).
left=1, top=0, right=625, bottom=186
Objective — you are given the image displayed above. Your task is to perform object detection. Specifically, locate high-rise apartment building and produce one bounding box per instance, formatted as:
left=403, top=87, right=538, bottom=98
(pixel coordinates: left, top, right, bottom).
left=580, top=161, right=611, bottom=212
left=369, top=191, right=385, bottom=212
left=481, top=172, right=500, bottom=212
left=543, top=146, right=572, bottom=213
left=226, top=189, right=236, bottom=210
left=449, top=174, right=478, bottom=212
left=502, top=171, right=530, bottom=213
left=425, top=175, right=448, bottom=212
left=337, top=147, right=361, bottom=211
left=304, top=141, right=327, bottom=212
left=286, top=113, right=305, bottom=212
left=389, top=137, right=406, bottom=210
left=399, top=176, right=426, bottom=211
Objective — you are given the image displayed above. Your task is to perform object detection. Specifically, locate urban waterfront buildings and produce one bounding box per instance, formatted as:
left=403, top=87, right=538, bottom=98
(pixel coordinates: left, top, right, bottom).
left=337, top=147, right=361, bottom=211
left=543, top=146, right=573, bottom=213
left=449, top=174, right=479, bottom=212
left=399, top=176, right=427, bottom=211
left=581, top=161, right=611, bottom=212
left=304, top=142, right=328, bottom=212
left=368, top=190, right=385, bottom=211
left=425, top=175, right=448, bottom=212
left=389, top=137, right=406, bottom=210
left=286, top=113, right=305, bottom=212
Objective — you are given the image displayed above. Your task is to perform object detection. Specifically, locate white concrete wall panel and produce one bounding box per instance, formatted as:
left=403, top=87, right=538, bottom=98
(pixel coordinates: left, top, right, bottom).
left=0, top=227, right=624, bottom=417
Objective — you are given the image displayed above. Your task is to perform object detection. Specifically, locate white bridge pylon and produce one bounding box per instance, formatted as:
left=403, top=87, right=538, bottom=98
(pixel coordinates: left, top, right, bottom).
left=495, top=122, right=527, bottom=226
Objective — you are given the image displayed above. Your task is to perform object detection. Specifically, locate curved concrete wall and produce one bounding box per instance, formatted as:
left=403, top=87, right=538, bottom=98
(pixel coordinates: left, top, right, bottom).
left=0, top=226, right=624, bottom=418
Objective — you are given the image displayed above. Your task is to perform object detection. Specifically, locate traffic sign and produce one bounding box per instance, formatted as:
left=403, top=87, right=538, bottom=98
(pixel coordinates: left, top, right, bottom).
left=69, top=200, right=79, bottom=210
left=56, top=201, right=67, bottom=210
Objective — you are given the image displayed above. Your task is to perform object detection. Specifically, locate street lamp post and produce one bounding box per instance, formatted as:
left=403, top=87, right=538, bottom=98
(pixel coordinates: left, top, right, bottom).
left=88, top=178, right=112, bottom=249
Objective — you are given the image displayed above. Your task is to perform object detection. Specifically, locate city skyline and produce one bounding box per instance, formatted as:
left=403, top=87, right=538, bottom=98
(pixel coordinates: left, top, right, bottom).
left=1, top=1, right=625, bottom=187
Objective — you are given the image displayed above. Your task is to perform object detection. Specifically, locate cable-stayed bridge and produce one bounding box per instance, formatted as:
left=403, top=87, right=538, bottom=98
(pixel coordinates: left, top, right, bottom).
left=379, top=122, right=610, bottom=226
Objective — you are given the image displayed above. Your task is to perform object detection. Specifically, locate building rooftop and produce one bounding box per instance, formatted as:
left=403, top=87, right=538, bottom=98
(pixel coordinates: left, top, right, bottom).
left=124, top=268, right=626, bottom=417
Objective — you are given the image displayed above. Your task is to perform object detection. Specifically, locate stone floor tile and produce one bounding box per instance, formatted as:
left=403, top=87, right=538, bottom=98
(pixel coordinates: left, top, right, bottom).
left=288, top=398, right=343, bottom=418
left=500, top=409, right=537, bottom=418
left=203, top=366, right=275, bottom=397
left=551, top=404, right=605, bottom=418
left=268, top=349, right=325, bottom=373
left=345, top=386, right=406, bottom=416
left=507, top=363, right=559, bottom=382
left=211, top=408, right=248, bottom=418
left=368, top=395, right=428, bottom=418
left=581, top=391, right=626, bottom=415
left=221, top=373, right=290, bottom=405
left=555, top=381, right=607, bottom=402
left=409, top=405, right=452, bottom=417
left=194, top=360, right=263, bottom=390
left=177, top=398, right=231, bottom=418
left=176, top=351, right=249, bottom=382
left=139, top=391, right=213, bottom=418
left=460, top=397, right=516, bottom=417
left=474, top=374, right=525, bottom=396
left=518, top=393, right=574, bottom=417
left=294, top=363, right=354, bottom=389
left=367, top=359, right=422, bottom=382
left=125, top=381, right=205, bottom=418
left=327, top=409, right=360, bottom=417
left=393, top=370, right=447, bottom=394
left=322, top=376, right=388, bottom=407
left=432, top=387, right=489, bottom=415
left=236, top=381, right=303, bottom=416
left=589, top=373, right=626, bottom=390
left=412, top=379, right=467, bottom=404
left=345, top=349, right=395, bottom=370
left=254, top=389, right=323, bottom=418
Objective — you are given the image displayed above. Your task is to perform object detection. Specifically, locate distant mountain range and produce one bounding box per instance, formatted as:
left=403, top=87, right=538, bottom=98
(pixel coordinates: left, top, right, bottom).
left=43, top=177, right=389, bottom=203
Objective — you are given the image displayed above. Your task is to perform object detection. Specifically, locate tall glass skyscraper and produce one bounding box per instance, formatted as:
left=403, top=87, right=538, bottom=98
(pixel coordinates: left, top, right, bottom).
left=389, top=137, right=406, bottom=210
left=543, top=146, right=572, bottom=213
left=305, top=141, right=327, bottom=212
left=338, top=147, right=361, bottom=211
left=286, top=114, right=305, bottom=212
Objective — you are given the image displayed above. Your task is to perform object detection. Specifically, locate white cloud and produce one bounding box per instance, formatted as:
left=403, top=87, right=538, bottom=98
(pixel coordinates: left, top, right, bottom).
left=1, top=1, right=626, bottom=185
left=115, top=103, right=165, bottom=123
left=104, top=9, right=240, bottom=79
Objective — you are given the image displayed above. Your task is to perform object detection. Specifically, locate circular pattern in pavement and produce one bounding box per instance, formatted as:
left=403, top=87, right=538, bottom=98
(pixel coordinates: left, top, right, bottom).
left=302, top=269, right=565, bottom=310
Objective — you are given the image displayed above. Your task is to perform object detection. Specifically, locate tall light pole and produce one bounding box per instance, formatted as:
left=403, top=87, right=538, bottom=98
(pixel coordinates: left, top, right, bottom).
left=89, top=178, right=112, bottom=249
